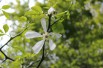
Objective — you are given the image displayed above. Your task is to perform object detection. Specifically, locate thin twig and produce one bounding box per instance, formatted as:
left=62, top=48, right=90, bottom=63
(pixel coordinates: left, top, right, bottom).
left=47, top=14, right=52, bottom=32
left=51, top=11, right=67, bottom=27
left=0, top=27, right=27, bottom=63
left=37, top=42, right=45, bottom=68
left=0, top=27, right=27, bottom=50
left=51, top=1, right=73, bottom=27
left=1, top=50, right=14, bottom=62
left=27, top=60, right=40, bottom=68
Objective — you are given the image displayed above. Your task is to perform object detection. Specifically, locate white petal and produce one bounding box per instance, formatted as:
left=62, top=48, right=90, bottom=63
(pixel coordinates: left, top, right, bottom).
left=49, top=39, right=56, bottom=50
left=49, top=32, right=62, bottom=39
left=25, top=31, right=42, bottom=39
left=55, top=33, right=62, bottom=39
left=41, top=18, right=47, bottom=32
left=32, top=40, right=45, bottom=54
left=48, top=7, right=55, bottom=14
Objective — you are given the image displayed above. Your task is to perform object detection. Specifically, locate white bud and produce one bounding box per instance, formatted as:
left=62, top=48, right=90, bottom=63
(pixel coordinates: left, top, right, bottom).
left=48, top=7, right=55, bottom=15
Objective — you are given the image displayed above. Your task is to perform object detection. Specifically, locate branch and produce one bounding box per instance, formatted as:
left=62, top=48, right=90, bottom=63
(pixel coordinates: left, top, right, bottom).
left=37, top=42, right=45, bottom=68
left=0, top=27, right=27, bottom=62
left=47, top=14, right=52, bottom=32
left=1, top=50, right=14, bottom=62
left=0, top=27, right=27, bottom=50
left=27, top=60, right=40, bottom=68
left=51, top=11, right=67, bottom=27
left=50, top=1, right=73, bottom=27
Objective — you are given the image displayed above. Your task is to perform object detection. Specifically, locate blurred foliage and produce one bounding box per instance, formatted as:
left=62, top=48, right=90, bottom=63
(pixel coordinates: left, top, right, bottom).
left=1, top=0, right=103, bottom=68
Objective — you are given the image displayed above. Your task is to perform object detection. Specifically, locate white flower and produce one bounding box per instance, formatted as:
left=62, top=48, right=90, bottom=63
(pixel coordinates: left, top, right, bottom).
left=25, top=18, right=61, bottom=54
left=48, top=7, right=55, bottom=15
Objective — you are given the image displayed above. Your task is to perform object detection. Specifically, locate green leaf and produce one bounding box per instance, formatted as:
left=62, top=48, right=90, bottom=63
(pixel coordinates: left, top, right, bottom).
left=3, top=24, right=9, bottom=33
left=0, top=30, right=4, bottom=36
left=19, top=16, right=27, bottom=22
left=52, top=19, right=65, bottom=33
left=0, top=29, right=3, bottom=33
left=0, top=33, right=4, bottom=36
left=25, top=10, right=42, bottom=16
left=2, top=5, right=10, bottom=9
left=25, top=6, right=43, bottom=17
left=56, top=12, right=66, bottom=17
left=31, top=6, right=42, bottom=13
left=56, top=11, right=69, bottom=18
left=2, top=10, right=10, bottom=19
left=25, top=10, right=36, bottom=15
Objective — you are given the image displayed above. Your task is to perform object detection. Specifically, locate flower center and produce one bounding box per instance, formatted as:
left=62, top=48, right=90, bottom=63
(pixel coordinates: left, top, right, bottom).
left=43, top=32, right=49, bottom=40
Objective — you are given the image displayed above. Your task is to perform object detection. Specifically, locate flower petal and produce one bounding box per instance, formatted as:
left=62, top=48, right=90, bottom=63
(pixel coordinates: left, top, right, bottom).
left=55, top=33, right=62, bottom=39
left=41, top=18, right=47, bottom=32
left=32, top=40, right=45, bottom=54
left=25, top=31, right=42, bottom=39
left=49, top=39, right=56, bottom=50
left=49, top=32, right=62, bottom=39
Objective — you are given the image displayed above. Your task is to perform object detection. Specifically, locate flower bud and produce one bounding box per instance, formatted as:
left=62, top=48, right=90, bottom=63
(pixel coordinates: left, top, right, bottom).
left=48, top=7, right=55, bottom=15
